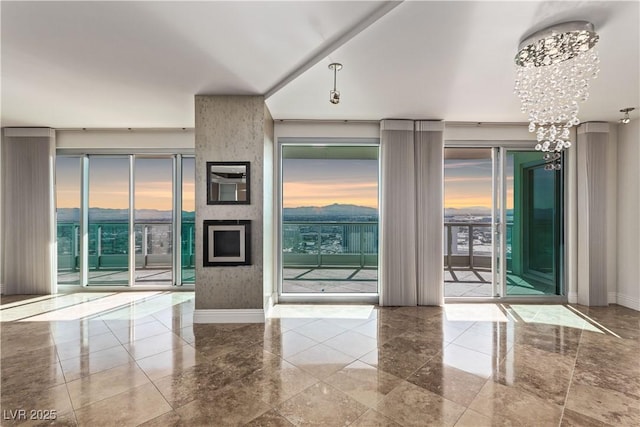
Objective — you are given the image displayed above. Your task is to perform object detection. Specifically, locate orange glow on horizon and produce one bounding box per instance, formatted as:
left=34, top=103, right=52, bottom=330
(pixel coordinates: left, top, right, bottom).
left=283, top=181, right=378, bottom=209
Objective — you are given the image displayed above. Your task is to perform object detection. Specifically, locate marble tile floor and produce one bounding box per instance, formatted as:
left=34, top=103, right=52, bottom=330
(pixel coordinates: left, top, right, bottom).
left=1, top=291, right=639, bottom=426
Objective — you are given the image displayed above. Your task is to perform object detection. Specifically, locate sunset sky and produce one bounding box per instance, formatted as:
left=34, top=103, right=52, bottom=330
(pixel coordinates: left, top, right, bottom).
left=283, top=158, right=378, bottom=208
left=57, top=155, right=516, bottom=213
left=444, top=157, right=514, bottom=210
left=444, top=158, right=493, bottom=210
left=55, top=157, right=195, bottom=211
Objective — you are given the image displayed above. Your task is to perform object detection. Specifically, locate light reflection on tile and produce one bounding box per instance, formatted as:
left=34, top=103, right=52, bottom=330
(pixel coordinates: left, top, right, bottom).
left=66, top=362, right=150, bottom=409
left=285, top=343, right=356, bottom=379
left=2, top=292, right=639, bottom=427
left=135, top=344, right=201, bottom=380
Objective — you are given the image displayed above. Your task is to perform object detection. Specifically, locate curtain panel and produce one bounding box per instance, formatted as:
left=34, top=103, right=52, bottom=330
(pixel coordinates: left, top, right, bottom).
left=415, top=121, right=444, bottom=305
left=380, top=120, right=417, bottom=306
left=1, top=128, right=56, bottom=295
left=379, top=120, right=444, bottom=306
left=576, top=122, right=609, bottom=306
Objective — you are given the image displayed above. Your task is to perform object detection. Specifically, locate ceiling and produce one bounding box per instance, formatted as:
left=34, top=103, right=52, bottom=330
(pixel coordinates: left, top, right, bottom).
left=2, top=1, right=638, bottom=128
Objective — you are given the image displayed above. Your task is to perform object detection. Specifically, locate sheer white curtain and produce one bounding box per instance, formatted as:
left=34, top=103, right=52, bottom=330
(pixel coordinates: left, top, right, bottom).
left=415, top=121, right=444, bottom=305
left=379, top=120, right=444, bottom=306
left=576, top=122, right=610, bottom=306
left=380, top=120, right=417, bottom=306
left=1, top=128, right=56, bottom=295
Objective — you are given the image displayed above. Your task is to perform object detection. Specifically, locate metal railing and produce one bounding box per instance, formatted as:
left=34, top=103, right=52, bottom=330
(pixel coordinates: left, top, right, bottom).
left=282, top=221, right=378, bottom=268
left=444, top=222, right=513, bottom=270
left=59, top=220, right=510, bottom=272
left=444, top=222, right=492, bottom=269
left=56, top=221, right=195, bottom=270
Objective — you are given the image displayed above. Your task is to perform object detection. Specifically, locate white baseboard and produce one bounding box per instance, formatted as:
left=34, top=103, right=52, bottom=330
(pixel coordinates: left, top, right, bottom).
left=567, top=292, right=578, bottom=304
left=193, top=309, right=264, bottom=324
left=615, top=293, right=640, bottom=311
left=608, top=292, right=618, bottom=304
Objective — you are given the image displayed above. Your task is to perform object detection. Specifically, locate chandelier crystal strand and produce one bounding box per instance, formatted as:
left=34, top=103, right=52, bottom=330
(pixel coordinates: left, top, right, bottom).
left=514, top=22, right=600, bottom=169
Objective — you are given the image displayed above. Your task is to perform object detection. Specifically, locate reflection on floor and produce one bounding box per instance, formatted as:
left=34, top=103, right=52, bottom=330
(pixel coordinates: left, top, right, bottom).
left=57, top=268, right=196, bottom=286
left=283, top=267, right=378, bottom=293
left=445, top=268, right=558, bottom=297
left=1, top=292, right=639, bottom=426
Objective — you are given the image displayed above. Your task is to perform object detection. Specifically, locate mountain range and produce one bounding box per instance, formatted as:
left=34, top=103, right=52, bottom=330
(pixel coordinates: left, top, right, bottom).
left=57, top=208, right=195, bottom=222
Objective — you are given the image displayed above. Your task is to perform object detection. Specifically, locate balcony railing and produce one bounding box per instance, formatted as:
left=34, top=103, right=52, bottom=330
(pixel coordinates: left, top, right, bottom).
left=58, top=220, right=509, bottom=273
left=283, top=221, right=378, bottom=268
left=56, top=221, right=195, bottom=270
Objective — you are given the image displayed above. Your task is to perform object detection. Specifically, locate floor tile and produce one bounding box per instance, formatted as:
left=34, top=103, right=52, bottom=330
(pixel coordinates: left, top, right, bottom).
left=494, top=343, right=574, bottom=405
left=565, top=382, right=640, bottom=426
left=137, top=410, right=183, bottom=427
left=325, top=361, right=403, bottom=408
left=560, top=408, right=614, bottom=427
left=55, top=331, right=122, bottom=361
left=1, top=359, right=67, bottom=395
left=237, top=360, right=318, bottom=405
left=66, top=362, right=150, bottom=409
left=277, top=382, right=368, bottom=426
left=469, top=380, right=563, bottom=426
left=407, top=353, right=488, bottom=406
left=174, top=383, right=271, bottom=426
left=0, top=383, right=74, bottom=424
left=263, top=330, right=319, bottom=358
left=111, top=320, right=170, bottom=344
left=285, top=343, right=356, bottom=379
left=375, top=381, right=466, bottom=426
left=74, top=382, right=171, bottom=427
left=135, top=344, right=201, bottom=380
left=350, top=409, right=402, bottom=427
left=293, top=319, right=347, bottom=342
left=123, top=331, right=187, bottom=360
left=59, top=345, right=133, bottom=381
left=245, top=409, right=295, bottom=426
left=323, top=330, right=378, bottom=359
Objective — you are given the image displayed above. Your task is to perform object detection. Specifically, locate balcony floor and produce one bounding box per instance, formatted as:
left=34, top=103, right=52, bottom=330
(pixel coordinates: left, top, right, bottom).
left=57, top=268, right=195, bottom=286
left=282, top=268, right=378, bottom=293
left=445, top=268, right=558, bottom=298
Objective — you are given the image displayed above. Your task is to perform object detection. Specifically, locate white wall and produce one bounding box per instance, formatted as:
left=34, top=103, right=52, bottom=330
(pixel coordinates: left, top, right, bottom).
left=56, top=129, right=194, bottom=151
left=444, top=123, right=533, bottom=141
left=616, top=118, right=640, bottom=310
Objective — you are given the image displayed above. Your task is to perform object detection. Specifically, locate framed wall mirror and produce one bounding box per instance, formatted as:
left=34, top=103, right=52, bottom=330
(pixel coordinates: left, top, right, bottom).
left=206, top=161, right=250, bottom=204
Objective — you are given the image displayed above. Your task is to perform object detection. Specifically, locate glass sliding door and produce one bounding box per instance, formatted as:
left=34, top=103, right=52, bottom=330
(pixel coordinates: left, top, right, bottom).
left=504, top=151, right=563, bottom=295
left=443, top=148, right=495, bottom=297
left=280, top=144, right=379, bottom=297
left=443, top=146, right=564, bottom=300
left=56, top=152, right=194, bottom=287
left=88, top=157, right=131, bottom=285
left=181, top=157, right=195, bottom=283
left=134, top=157, right=173, bottom=285
left=55, top=156, right=81, bottom=285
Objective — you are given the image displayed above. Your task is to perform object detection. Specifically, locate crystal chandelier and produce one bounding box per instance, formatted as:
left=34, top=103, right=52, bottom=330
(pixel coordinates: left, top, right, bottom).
left=514, top=21, right=600, bottom=170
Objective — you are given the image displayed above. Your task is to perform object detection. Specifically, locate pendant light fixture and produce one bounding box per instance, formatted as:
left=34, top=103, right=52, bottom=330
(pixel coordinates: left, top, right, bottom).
left=619, top=107, right=635, bottom=124
left=329, top=63, right=342, bottom=104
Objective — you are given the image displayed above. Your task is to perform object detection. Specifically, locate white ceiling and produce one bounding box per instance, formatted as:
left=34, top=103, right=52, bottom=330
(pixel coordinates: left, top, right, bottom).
left=2, top=1, right=638, bottom=128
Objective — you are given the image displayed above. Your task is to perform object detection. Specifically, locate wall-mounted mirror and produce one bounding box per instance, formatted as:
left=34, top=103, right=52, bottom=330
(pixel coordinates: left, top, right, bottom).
left=206, top=161, right=250, bottom=204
